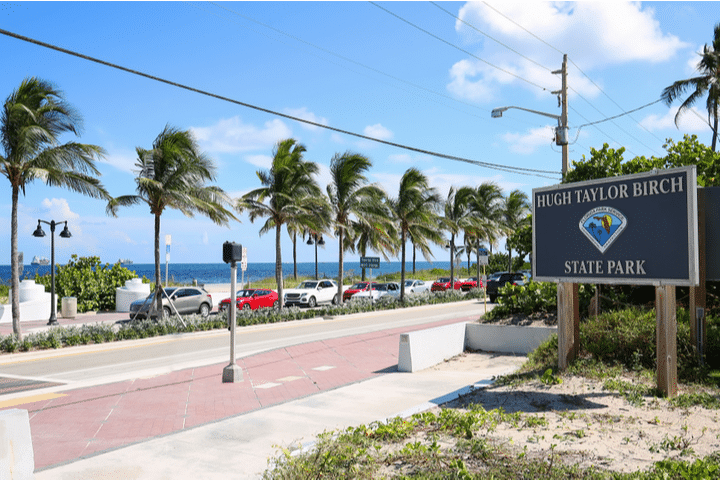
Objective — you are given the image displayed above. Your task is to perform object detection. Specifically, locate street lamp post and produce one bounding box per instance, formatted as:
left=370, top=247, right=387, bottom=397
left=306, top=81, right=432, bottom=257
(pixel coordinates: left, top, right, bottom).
left=306, top=233, right=325, bottom=280
left=32, top=219, right=72, bottom=326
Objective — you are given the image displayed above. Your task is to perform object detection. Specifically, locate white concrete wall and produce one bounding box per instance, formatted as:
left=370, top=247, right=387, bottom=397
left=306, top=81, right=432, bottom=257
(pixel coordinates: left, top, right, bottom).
left=397, top=322, right=557, bottom=373
left=398, top=322, right=467, bottom=373
left=465, top=323, right=556, bottom=355
left=0, top=409, right=35, bottom=479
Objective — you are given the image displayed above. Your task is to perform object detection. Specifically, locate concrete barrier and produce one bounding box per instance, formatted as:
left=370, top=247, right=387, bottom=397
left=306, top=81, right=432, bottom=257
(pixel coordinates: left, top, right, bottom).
left=0, top=280, right=51, bottom=324
left=397, top=322, right=558, bottom=373
left=0, top=409, right=34, bottom=479
left=398, top=322, right=466, bottom=373
left=465, top=323, right=556, bottom=355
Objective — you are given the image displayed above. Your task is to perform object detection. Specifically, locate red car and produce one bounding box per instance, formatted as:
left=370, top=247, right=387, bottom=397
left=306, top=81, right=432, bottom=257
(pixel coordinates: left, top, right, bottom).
left=343, top=282, right=378, bottom=301
left=458, top=277, right=483, bottom=291
left=431, top=277, right=452, bottom=292
left=219, top=288, right=279, bottom=312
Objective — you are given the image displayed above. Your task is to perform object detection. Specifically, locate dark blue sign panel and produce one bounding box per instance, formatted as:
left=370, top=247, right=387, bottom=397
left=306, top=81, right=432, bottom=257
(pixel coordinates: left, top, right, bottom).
left=360, top=256, right=380, bottom=269
left=532, top=166, right=698, bottom=286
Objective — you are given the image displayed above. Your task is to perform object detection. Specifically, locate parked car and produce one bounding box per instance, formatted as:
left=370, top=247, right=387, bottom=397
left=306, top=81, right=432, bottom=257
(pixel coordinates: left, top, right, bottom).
left=431, top=277, right=451, bottom=292
left=404, top=279, right=430, bottom=294
left=486, top=273, right=527, bottom=303
left=453, top=278, right=469, bottom=290
left=458, top=277, right=483, bottom=291
left=352, top=282, right=400, bottom=301
left=342, top=281, right=377, bottom=301
left=129, top=286, right=213, bottom=319
left=430, top=277, right=463, bottom=292
left=284, top=279, right=339, bottom=308
left=219, top=289, right=278, bottom=312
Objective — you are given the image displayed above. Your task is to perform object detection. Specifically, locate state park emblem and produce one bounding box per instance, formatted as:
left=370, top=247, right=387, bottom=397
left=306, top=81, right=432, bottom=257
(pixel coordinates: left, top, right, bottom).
left=579, top=206, right=627, bottom=254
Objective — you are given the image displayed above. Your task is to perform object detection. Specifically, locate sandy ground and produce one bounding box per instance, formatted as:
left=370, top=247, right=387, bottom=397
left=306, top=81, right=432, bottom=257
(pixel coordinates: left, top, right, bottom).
left=436, top=352, right=720, bottom=474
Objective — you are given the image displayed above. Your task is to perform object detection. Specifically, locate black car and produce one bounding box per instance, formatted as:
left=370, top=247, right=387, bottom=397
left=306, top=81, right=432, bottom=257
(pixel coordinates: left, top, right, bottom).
left=486, top=273, right=526, bottom=303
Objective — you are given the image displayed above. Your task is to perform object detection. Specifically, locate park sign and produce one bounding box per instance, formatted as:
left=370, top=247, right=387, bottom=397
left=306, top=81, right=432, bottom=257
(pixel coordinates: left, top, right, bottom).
left=360, top=256, right=380, bottom=269
left=532, top=166, right=699, bottom=286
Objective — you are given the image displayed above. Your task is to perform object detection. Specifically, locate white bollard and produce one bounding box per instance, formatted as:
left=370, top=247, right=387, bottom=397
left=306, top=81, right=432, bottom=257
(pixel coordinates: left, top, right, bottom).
left=0, top=409, right=35, bottom=479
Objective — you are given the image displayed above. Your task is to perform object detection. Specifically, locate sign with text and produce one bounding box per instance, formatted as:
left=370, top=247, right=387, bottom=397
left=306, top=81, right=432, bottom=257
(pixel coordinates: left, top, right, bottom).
left=532, top=166, right=698, bottom=286
left=360, top=256, right=380, bottom=269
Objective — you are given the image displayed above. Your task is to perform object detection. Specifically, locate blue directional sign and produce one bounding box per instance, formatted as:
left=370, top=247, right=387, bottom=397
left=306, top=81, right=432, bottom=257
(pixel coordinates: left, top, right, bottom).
left=360, top=256, right=380, bottom=269
left=532, top=166, right=698, bottom=286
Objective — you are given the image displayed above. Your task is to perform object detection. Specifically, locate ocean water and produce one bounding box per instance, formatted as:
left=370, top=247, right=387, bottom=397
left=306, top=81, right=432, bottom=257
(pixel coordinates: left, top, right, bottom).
left=0, top=261, right=453, bottom=286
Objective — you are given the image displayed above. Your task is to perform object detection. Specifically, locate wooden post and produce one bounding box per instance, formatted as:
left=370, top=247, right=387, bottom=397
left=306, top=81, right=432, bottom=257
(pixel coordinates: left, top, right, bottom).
left=557, top=282, right=579, bottom=370
left=656, top=285, right=677, bottom=397
left=689, top=188, right=706, bottom=362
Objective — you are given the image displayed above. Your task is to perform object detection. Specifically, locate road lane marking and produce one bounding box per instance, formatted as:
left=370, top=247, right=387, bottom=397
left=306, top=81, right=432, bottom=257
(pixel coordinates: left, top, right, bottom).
left=0, top=392, right=67, bottom=408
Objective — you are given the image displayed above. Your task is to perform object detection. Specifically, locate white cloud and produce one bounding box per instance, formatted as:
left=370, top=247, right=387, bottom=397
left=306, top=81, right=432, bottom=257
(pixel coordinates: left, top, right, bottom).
left=641, top=106, right=710, bottom=133
left=40, top=198, right=80, bottom=223
left=100, top=150, right=137, bottom=174
left=283, top=107, right=328, bottom=131
left=190, top=116, right=292, bottom=153
left=449, top=2, right=688, bottom=100
left=500, top=127, right=557, bottom=154
left=363, top=124, right=394, bottom=141
left=245, top=154, right=273, bottom=169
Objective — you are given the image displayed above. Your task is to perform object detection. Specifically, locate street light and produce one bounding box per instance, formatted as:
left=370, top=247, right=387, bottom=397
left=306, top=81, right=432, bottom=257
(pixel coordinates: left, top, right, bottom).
left=306, top=233, right=325, bottom=280
left=32, top=219, right=71, bottom=325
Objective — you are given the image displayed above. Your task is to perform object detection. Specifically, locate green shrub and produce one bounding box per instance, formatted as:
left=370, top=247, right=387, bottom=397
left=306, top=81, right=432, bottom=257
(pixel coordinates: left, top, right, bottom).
left=34, top=255, right=143, bottom=313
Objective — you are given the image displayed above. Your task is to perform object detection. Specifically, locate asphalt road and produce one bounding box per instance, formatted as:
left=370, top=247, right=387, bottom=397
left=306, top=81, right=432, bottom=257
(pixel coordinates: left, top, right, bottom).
left=0, top=300, right=491, bottom=388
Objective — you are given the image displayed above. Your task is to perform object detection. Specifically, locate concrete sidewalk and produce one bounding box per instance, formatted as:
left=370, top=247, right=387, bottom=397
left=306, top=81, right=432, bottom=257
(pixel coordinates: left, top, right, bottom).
left=33, top=351, right=523, bottom=479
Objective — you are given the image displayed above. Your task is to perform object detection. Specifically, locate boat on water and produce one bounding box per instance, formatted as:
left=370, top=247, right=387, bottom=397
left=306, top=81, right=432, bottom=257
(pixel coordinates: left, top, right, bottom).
left=31, top=256, right=49, bottom=266
left=118, top=259, right=133, bottom=265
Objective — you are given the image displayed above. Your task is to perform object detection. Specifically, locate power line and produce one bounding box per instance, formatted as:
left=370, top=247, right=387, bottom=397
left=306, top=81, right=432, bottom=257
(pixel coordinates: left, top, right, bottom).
left=369, top=2, right=555, bottom=94
left=0, top=27, right=561, bottom=180
left=480, top=1, right=663, bottom=154
left=431, top=2, right=553, bottom=74
left=197, top=2, right=491, bottom=122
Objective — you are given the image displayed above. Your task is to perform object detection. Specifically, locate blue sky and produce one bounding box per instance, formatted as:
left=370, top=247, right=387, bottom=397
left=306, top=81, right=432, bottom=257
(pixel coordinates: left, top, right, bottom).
left=1, top=1, right=717, bottom=266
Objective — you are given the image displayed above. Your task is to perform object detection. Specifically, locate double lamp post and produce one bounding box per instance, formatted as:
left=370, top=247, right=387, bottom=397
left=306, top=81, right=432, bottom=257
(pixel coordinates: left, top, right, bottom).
left=32, top=219, right=71, bottom=326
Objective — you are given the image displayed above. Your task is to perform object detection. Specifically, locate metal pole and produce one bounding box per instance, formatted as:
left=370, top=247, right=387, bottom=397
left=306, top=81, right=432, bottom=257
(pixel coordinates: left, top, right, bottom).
left=314, top=236, right=319, bottom=280
left=222, top=261, right=242, bottom=383
left=48, top=221, right=58, bottom=325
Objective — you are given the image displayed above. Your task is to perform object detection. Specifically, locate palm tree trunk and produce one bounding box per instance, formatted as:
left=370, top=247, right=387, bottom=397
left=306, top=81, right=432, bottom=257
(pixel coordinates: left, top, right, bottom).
left=337, top=228, right=344, bottom=305
left=713, top=114, right=718, bottom=152
left=412, top=242, right=416, bottom=274
left=450, top=233, right=455, bottom=289
left=11, top=185, right=21, bottom=341
left=154, top=213, right=162, bottom=316
left=276, top=224, right=283, bottom=309
left=476, top=239, right=481, bottom=289
left=292, top=231, right=297, bottom=281
left=400, top=228, right=407, bottom=302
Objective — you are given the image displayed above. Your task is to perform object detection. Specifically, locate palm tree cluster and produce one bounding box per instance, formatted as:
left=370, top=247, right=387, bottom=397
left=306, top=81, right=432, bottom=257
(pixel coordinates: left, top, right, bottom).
left=239, top=141, right=531, bottom=306
left=2, top=76, right=530, bottom=341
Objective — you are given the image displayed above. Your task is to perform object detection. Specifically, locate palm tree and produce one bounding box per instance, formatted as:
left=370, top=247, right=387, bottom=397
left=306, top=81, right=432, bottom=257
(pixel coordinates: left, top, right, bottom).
left=500, top=189, right=531, bottom=272
left=352, top=214, right=399, bottom=281
left=441, top=186, right=477, bottom=289
left=1, top=77, right=108, bottom=340
left=107, top=125, right=236, bottom=315
left=469, top=182, right=504, bottom=282
left=662, top=22, right=720, bottom=151
left=327, top=152, right=388, bottom=304
left=389, top=168, right=443, bottom=301
left=239, top=139, right=322, bottom=307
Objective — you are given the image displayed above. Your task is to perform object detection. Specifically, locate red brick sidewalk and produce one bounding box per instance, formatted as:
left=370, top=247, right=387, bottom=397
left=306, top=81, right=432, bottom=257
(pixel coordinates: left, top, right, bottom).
left=2, top=315, right=473, bottom=470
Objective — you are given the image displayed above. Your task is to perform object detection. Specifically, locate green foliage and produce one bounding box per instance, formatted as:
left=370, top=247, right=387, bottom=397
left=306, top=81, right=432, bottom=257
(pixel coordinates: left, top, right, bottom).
left=34, top=255, right=141, bottom=313
left=540, top=368, right=563, bottom=385
left=492, top=280, right=558, bottom=316
left=507, top=219, right=532, bottom=264
left=564, top=136, right=720, bottom=186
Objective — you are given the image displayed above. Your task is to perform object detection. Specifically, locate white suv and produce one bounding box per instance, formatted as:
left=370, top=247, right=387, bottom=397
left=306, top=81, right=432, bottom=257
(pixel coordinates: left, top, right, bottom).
left=284, top=279, right=339, bottom=308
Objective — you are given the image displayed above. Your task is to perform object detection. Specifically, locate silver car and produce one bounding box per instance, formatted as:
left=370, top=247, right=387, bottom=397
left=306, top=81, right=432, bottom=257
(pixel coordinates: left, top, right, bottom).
left=129, top=287, right=213, bottom=319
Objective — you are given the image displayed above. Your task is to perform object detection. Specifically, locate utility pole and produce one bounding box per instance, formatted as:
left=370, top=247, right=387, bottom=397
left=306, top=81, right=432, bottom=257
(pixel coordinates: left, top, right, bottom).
left=553, top=54, right=580, bottom=370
